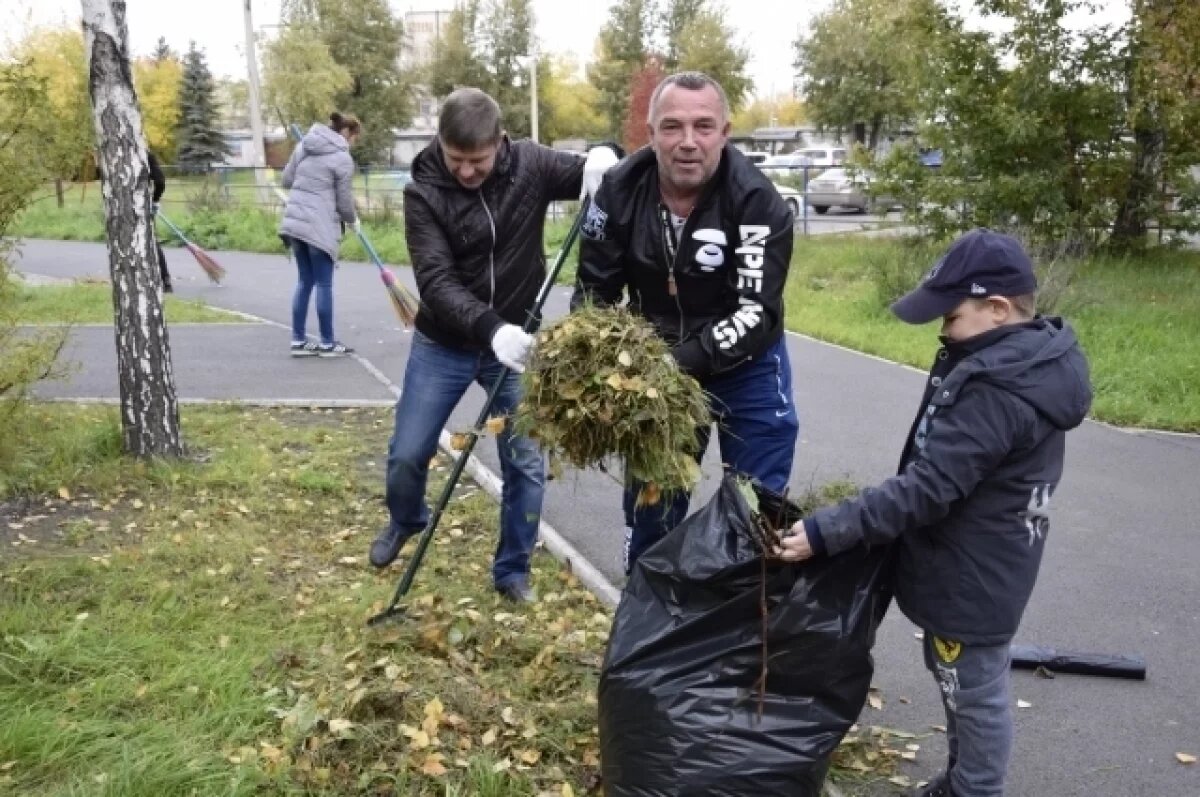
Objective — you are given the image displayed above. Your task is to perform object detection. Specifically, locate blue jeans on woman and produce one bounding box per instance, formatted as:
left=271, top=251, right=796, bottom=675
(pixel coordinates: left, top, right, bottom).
left=291, top=240, right=335, bottom=345
left=622, top=336, right=800, bottom=572
left=384, top=331, right=546, bottom=590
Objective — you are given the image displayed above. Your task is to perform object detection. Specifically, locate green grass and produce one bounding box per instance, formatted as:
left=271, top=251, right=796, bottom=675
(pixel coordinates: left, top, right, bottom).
left=12, top=282, right=243, bottom=324
left=785, top=236, right=1200, bottom=432
left=0, top=405, right=905, bottom=796
left=14, top=182, right=576, bottom=270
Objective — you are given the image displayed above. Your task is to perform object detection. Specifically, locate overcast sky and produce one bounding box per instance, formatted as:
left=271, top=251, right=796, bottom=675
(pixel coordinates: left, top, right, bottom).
left=6, top=0, right=1130, bottom=101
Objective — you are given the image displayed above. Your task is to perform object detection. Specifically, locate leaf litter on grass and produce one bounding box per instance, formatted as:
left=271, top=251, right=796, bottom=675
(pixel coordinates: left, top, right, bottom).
left=1, top=405, right=910, bottom=796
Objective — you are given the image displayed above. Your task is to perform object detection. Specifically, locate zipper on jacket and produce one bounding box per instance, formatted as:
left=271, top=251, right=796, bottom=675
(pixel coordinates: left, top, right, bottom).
left=658, top=203, right=688, bottom=342
left=479, top=193, right=497, bottom=308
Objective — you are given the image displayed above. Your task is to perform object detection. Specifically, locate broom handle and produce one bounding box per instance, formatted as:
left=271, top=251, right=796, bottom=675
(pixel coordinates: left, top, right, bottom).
left=377, top=197, right=591, bottom=612
left=154, top=209, right=191, bottom=247
left=354, top=228, right=390, bottom=275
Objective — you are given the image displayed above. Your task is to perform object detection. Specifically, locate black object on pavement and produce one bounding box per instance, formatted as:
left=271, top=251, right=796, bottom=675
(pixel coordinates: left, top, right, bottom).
left=1010, top=643, right=1147, bottom=681
left=598, top=475, right=890, bottom=796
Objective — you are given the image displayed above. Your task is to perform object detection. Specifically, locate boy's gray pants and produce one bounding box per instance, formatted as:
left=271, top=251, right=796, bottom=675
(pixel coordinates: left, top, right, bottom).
left=923, top=632, right=1014, bottom=797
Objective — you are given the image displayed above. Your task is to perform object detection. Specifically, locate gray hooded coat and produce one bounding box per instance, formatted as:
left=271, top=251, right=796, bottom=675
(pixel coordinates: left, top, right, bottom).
left=279, top=124, right=357, bottom=260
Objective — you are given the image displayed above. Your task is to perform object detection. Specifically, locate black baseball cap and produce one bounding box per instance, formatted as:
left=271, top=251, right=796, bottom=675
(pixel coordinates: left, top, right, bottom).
left=891, top=228, right=1038, bottom=324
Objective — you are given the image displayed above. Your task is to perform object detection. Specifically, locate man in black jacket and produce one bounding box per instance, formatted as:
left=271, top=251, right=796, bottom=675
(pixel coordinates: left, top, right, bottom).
left=573, top=71, right=799, bottom=572
left=147, top=151, right=172, bottom=293
left=778, top=229, right=1093, bottom=797
left=367, top=88, right=617, bottom=603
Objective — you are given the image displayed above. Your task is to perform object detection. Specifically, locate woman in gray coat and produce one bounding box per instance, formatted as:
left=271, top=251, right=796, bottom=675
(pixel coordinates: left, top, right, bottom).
left=279, top=112, right=361, bottom=357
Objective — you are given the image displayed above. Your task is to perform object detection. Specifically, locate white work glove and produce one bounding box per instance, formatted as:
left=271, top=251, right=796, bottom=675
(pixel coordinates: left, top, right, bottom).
left=491, top=323, right=533, bottom=373
left=580, top=145, right=619, bottom=201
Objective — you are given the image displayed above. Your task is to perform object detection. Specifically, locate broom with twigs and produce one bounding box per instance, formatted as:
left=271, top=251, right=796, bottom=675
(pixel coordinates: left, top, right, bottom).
left=283, top=121, right=418, bottom=327
left=154, top=209, right=226, bottom=284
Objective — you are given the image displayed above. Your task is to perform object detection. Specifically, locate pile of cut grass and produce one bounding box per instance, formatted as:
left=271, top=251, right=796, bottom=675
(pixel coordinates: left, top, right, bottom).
left=518, top=306, right=710, bottom=502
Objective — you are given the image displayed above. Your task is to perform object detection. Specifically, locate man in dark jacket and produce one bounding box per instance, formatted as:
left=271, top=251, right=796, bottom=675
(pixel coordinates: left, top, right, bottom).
left=147, top=151, right=172, bottom=293
left=778, top=229, right=1093, bottom=797
left=367, top=87, right=617, bottom=602
left=572, top=71, right=799, bottom=572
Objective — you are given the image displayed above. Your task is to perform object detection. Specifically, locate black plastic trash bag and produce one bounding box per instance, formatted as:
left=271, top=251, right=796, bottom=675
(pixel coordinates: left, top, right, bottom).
left=598, top=475, right=889, bottom=797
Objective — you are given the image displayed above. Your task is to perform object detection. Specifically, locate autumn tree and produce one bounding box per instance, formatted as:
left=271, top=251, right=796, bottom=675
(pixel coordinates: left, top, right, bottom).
left=539, top=55, right=608, bottom=143
left=731, top=93, right=807, bottom=135
left=176, top=42, right=229, bottom=172
left=133, top=50, right=182, bottom=161
left=425, top=0, right=489, bottom=96
left=81, top=0, right=183, bottom=457
left=623, top=58, right=665, bottom=152
left=13, top=27, right=92, bottom=206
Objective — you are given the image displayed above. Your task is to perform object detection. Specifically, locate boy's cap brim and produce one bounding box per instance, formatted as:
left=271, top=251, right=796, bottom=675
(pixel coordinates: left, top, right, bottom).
left=890, top=287, right=967, bottom=325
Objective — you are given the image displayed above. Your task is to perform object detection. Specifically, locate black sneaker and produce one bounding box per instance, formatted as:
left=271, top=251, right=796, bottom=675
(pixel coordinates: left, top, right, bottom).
left=914, top=772, right=953, bottom=797
left=290, top=341, right=319, bottom=357
left=369, top=526, right=415, bottom=568
left=496, top=579, right=536, bottom=604
left=318, top=342, right=354, bottom=357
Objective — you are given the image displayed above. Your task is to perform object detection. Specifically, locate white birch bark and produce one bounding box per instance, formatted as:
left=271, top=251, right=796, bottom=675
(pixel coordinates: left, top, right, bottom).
left=82, top=0, right=182, bottom=457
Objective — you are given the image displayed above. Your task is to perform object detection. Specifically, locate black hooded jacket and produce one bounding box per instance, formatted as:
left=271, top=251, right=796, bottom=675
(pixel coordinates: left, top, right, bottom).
left=404, top=136, right=584, bottom=350
left=807, top=318, right=1093, bottom=645
left=572, top=144, right=793, bottom=379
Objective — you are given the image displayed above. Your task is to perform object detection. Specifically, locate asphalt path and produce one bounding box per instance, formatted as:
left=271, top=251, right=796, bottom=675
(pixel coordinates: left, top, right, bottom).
left=13, top=237, right=1200, bottom=796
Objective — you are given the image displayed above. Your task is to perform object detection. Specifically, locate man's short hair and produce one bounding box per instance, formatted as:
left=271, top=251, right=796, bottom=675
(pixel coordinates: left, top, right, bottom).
left=647, top=71, right=730, bottom=125
left=439, top=88, right=503, bottom=150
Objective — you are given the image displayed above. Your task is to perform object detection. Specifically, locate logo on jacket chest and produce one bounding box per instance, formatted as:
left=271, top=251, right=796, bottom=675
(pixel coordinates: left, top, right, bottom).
left=690, top=228, right=727, bottom=271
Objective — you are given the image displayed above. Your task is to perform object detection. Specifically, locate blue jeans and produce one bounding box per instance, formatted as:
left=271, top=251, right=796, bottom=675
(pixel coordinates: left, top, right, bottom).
left=384, top=332, right=546, bottom=589
left=623, top=336, right=800, bottom=571
left=291, top=240, right=334, bottom=345
left=923, top=633, right=1014, bottom=797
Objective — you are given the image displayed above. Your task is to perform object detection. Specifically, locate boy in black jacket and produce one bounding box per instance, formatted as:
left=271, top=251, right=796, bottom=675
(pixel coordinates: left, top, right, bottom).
left=777, top=229, right=1093, bottom=797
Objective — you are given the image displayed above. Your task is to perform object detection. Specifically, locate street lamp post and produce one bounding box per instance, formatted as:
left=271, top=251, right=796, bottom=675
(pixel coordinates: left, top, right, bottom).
left=529, top=43, right=539, bottom=144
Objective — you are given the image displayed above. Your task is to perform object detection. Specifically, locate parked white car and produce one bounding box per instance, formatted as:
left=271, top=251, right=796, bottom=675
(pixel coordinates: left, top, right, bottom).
left=772, top=182, right=802, bottom=217
left=804, top=167, right=896, bottom=214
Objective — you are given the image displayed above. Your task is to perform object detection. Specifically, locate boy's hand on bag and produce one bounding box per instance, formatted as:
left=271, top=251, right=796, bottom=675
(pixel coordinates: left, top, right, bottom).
left=776, top=520, right=814, bottom=562
left=491, top=324, right=533, bottom=373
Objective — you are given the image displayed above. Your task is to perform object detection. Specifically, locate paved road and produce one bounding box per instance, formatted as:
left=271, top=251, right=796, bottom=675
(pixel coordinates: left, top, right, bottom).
left=13, top=238, right=1200, bottom=796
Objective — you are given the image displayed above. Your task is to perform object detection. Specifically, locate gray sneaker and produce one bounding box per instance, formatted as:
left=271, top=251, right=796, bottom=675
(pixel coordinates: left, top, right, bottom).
left=496, top=579, right=536, bottom=604
left=290, top=341, right=319, bottom=357
left=318, top=341, right=354, bottom=357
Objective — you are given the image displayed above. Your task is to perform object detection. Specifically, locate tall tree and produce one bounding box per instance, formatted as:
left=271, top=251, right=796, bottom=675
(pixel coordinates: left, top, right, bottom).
left=307, top=0, right=414, bottom=162
left=261, top=22, right=352, bottom=129
left=731, top=93, right=807, bottom=134
left=133, top=53, right=182, bottom=161
left=660, top=0, right=704, bottom=71
left=13, top=27, right=93, bottom=206
left=176, top=42, right=229, bottom=172
left=426, top=0, right=489, bottom=97
left=482, top=0, right=536, bottom=138
left=675, top=7, right=751, bottom=111
left=151, top=36, right=174, bottom=62
left=588, top=0, right=654, bottom=137
left=1111, top=0, right=1200, bottom=249
left=793, top=0, right=936, bottom=149
left=80, top=0, right=183, bottom=458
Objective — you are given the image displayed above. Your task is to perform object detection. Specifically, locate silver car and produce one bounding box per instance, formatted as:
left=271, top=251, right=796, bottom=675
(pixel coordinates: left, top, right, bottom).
left=804, top=167, right=895, bottom=214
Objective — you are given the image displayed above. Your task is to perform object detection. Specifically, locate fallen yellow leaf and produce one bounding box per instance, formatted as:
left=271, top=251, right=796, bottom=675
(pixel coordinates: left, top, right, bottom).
left=58, top=487, right=71, bottom=500
left=485, top=416, right=506, bottom=434
left=421, top=754, right=447, bottom=776
left=1177, top=752, right=1197, bottom=764
left=562, top=784, right=575, bottom=797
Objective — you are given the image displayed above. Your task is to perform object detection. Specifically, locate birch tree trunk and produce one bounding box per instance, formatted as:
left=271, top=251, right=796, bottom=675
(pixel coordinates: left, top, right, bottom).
left=81, top=0, right=183, bottom=457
